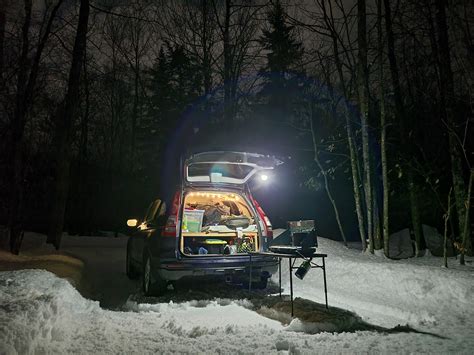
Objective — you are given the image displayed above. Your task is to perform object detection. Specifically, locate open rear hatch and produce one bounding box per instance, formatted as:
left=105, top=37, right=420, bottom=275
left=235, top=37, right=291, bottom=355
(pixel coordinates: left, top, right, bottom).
left=180, top=151, right=283, bottom=257
left=184, top=151, right=282, bottom=186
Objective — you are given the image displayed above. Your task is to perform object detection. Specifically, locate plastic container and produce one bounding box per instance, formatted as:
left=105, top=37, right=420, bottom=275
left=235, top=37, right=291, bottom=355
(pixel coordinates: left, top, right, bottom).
left=182, top=209, right=205, bottom=232
left=202, top=239, right=227, bottom=254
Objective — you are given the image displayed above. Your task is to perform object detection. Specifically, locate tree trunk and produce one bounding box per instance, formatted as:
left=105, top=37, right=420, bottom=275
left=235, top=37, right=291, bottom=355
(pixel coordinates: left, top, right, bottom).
left=131, top=54, right=139, bottom=168
left=79, top=49, right=89, bottom=163
left=357, top=0, right=373, bottom=253
left=0, top=0, right=5, bottom=79
left=460, top=171, right=473, bottom=264
left=77, top=48, right=90, bottom=234
left=378, top=0, right=389, bottom=256
left=8, top=0, right=32, bottom=254
left=347, top=120, right=367, bottom=251
left=384, top=0, right=424, bottom=255
left=223, top=0, right=233, bottom=124
left=408, top=173, right=424, bottom=256
left=435, top=0, right=470, bottom=256
left=444, top=188, right=452, bottom=268
left=202, top=0, right=212, bottom=95
left=7, top=0, right=64, bottom=253
left=373, top=185, right=382, bottom=250
left=47, top=0, right=89, bottom=249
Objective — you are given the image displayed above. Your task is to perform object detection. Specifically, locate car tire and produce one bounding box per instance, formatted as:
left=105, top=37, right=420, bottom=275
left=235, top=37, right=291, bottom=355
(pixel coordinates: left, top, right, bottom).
left=126, top=240, right=139, bottom=280
left=142, top=252, right=166, bottom=296
left=252, top=276, right=269, bottom=290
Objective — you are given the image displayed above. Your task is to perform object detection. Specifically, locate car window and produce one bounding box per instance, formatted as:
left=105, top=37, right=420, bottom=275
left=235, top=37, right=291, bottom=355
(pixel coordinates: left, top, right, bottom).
left=157, top=202, right=166, bottom=217
left=144, top=199, right=161, bottom=223
left=188, top=163, right=253, bottom=180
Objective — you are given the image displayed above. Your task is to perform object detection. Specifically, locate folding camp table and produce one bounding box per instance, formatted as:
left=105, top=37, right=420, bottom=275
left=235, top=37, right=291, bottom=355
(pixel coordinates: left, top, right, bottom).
left=248, top=251, right=328, bottom=317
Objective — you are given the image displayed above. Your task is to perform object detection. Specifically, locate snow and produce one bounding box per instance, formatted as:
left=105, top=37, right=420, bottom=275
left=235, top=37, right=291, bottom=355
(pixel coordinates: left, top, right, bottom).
left=1, top=233, right=473, bottom=354
left=284, top=236, right=474, bottom=331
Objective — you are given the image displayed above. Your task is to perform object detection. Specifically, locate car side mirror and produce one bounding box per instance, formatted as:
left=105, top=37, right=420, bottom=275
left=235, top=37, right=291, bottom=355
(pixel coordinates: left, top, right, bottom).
left=127, top=218, right=138, bottom=227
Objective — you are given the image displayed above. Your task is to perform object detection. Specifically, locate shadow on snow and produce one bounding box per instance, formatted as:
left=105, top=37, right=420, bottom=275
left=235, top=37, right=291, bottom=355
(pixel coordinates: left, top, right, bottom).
left=124, top=278, right=446, bottom=338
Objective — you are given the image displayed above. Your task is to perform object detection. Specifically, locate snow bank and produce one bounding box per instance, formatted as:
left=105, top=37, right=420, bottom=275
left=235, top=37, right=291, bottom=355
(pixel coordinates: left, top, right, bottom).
left=275, top=237, right=474, bottom=340
left=0, top=270, right=96, bottom=354
left=0, top=249, right=84, bottom=289
left=0, top=270, right=286, bottom=354
left=1, top=234, right=473, bottom=354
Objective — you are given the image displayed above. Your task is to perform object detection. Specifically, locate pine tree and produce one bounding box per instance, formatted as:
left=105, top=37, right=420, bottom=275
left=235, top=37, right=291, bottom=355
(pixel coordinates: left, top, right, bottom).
left=138, top=45, right=202, bottom=169
left=137, top=47, right=171, bottom=169
left=260, top=1, right=302, bottom=74
left=150, top=47, right=172, bottom=119
left=259, top=0, right=303, bottom=120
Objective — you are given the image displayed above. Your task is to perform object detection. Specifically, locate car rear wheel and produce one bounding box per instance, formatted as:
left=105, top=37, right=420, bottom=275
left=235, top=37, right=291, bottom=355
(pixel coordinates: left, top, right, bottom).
left=252, top=276, right=269, bottom=290
left=126, top=241, right=139, bottom=280
left=142, top=253, right=166, bottom=296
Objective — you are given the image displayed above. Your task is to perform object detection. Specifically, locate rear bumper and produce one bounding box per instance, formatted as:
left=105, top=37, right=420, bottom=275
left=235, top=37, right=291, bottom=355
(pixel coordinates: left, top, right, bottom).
left=157, top=255, right=279, bottom=281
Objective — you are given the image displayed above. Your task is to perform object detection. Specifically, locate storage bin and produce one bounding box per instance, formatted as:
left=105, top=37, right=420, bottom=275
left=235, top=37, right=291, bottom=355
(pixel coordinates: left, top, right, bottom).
left=182, top=209, right=205, bottom=232
left=201, top=239, right=227, bottom=254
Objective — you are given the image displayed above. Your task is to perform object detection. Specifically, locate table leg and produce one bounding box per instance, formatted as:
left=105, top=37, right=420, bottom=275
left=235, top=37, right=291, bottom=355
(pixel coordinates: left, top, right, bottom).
left=289, top=257, right=293, bottom=317
left=278, top=257, right=281, bottom=299
left=248, top=254, right=252, bottom=292
left=323, top=256, right=328, bottom=309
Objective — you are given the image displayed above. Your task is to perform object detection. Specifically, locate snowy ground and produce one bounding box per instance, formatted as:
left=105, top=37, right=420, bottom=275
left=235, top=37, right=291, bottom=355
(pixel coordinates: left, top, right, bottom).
left=3, top=232, right=137, bottom=309
left=1, top=232, right=473, bottom=354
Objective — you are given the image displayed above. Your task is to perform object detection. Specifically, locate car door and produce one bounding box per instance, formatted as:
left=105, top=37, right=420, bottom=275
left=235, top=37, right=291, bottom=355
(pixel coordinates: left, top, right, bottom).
left=145, top=200, right=169, bottom=258
left=132, top=199, right=162, bottom=264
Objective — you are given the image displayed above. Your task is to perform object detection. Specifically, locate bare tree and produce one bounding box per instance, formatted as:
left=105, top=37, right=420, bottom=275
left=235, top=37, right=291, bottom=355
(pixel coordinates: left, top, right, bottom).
left=97, top=12, right=132, bottom=172
left=434, top=0, right=471, bottom=261
left=460, top=170, right=473, bottom=264
left=308, top=99, right=348, bottom=246
left=322, top=0, right=367, bottom=250
left=377, top=0, right=389, bottom=256
left=384, top=0, right=424, bottom=256
left=289, top=0, right=368, bottom=249
left=212, top=0, right=264, bottom=122
left=118, top=2, right=153, bottom=168
left=7, top=0, right=64, bottom=253
left=0, top=0, right=5, bottom=80
left=357, top=0, right=374, bottom=253
left=156, top=1, right=219, bottom=96
left=443, top=188, right=452, bottom=268
left=48, top=0, right=90, bottom=249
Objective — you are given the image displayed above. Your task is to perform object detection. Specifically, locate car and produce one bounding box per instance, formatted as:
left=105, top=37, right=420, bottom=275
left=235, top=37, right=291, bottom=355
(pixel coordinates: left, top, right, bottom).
left=125, top=151, right=283, bottom=296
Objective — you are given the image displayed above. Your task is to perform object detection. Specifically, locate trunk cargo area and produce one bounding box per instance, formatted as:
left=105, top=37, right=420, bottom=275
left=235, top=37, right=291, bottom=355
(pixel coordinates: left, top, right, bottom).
left=180, top=191, right=260, bottom=256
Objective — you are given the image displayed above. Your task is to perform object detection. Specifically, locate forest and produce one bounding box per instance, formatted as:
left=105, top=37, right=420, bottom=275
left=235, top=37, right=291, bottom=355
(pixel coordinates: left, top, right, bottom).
left=0, top=0, right=472, bottom=261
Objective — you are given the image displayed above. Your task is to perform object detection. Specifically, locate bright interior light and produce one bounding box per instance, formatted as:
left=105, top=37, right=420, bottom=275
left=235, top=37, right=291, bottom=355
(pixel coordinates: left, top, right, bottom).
left=260, top=174, right=268, bottom=181
left=127, top=219, right=138, bottom=227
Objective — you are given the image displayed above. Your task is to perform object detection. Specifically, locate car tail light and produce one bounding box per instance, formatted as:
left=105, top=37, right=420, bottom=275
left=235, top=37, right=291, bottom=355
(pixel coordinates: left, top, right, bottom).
left=163, top=191, right=181, bottom=237
left=251, top=196, right=273, bottom=240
